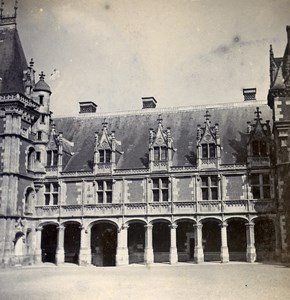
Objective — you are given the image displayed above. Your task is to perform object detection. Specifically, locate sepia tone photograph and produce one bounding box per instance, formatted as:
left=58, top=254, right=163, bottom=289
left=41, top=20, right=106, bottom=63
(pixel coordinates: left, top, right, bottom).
left=0, top=0, right=290, bottom=299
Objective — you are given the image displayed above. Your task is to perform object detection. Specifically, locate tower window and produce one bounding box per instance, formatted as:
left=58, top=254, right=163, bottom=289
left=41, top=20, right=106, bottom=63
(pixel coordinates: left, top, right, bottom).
left=201, top=143, right=216, bottom=158
left=153, top=146, right=168, bottom=161
left=96, top=180, right=113, bottom=203
left=201, top=176, right=218, bottom=200
left=152, top=178, right=169, bottom=202
left=40, top=115, right=45, bottom=124
left=99, top=149, right=111, bottom=163
left=37, top=131, right=42, bottom=140
left=39, top=95, right=44, bottom=105
left=36, top=151, right=41, bottom=162
left=252, top=140, right=267, bottom=156
left=44, top=183, right=59, bottom=205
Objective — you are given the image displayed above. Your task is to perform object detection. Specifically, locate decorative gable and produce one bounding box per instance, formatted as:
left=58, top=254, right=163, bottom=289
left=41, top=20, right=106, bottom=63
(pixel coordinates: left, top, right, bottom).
left=149, top=114, right=174, bottom=172
left=247, top=107, right=272, bottom=168
left=196, top=111, right=220, bottom=169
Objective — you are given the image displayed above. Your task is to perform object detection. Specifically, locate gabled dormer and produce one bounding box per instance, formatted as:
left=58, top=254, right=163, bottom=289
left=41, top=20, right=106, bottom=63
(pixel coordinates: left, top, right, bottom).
left=149, top=114, right=174, bottom=172
left=196, top=111, right=220, bottom=169
left=94, top=121, right=119, bottom=174
left=247, top=107, right=272, bottom=168
left=45, top=123, right=63, bottom=172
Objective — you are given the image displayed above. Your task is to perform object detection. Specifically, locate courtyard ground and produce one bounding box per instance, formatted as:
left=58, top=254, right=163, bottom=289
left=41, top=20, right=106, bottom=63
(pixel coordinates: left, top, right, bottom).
left=0, top=262, right=289, bottom=300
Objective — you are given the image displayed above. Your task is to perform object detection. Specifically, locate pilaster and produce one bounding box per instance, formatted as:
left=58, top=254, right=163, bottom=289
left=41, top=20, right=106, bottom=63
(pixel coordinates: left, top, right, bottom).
left=79, top=226, right=91, bottom=265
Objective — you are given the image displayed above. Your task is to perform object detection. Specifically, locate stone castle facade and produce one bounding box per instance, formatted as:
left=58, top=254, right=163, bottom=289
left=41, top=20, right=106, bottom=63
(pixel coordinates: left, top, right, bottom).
left=0, top=6, right=290, bottom=267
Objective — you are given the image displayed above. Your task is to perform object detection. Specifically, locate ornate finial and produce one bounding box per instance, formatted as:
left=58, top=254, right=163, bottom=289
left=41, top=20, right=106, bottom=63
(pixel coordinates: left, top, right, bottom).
left=254, top=107, right=262, bottom=120
left=157, top=114, right=163, bottom=125
left=29, top=58, right=34, bottom=68
left=102, top=118, right=108, bottom=130
left=39, top=71, right=45, bottom=80
left=0, top=1, right=4, bottom=19
left=14, top=0, right=18, bottom=16
left=204, top=110, right=211, bottom=121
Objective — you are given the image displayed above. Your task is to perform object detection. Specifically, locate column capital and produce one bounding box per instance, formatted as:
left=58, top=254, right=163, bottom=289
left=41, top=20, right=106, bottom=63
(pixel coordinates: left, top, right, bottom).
left=121, top=224, right=129, bottom=230
left=36, top=226, right=43, bottom=232
left=169, top=223, right=178, bottom=229
left=57, top=225, right=65, bottom=231
left=193, top=223, right=203, bottom=229
left=145, top=224, right=153, bottom=229
left=220, top=221, right=228, bottom=227
left=245, top=222, right=255, bottom=227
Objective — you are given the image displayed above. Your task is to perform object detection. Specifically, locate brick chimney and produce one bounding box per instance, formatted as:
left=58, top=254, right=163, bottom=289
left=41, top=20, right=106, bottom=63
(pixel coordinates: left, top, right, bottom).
left=79, top=101, right=97, bottom=113
left=142, top=97, right=157, bottom=109
left=243, top=88, right=256, bottom=101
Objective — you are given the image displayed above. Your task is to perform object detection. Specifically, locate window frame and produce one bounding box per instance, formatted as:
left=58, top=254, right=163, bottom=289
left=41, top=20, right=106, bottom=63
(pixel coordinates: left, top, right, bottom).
left=250, top=173, right=271, bottom=200
left=99, top=149, right=112, bottom=163
left=153, top=146, right=168, bottom=161
left=96, top=180, right=113, bottom=203
left=200, top=175, right=219, bottom=200
left=152, top=177, right=169, bottom=202
left=201, top=143, right=216, bottom=159
left=44, top=182, right=59, bottom=205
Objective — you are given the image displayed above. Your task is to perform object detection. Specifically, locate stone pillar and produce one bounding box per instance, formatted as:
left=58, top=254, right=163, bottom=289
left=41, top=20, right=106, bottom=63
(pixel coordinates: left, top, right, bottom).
left=34, top=226, right=43, bottom=264
left=79, top=226, right=91, bottom=266
left=55, top=225, right=65, bottom=265
left=144, top=224, right=154, bottom=264
left=193, top=223, right=204, bottom=263
left=116, top=224, right=129, bottom=266
left=169, top=223, right=178, bottom=264
left=220, top=222, right=229, bottom=263
left=246, top=222, right=256, bottom=263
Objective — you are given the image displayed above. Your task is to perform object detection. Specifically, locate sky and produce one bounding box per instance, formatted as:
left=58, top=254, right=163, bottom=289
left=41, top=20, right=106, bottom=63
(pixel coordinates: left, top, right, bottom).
left=3, top=0, right=290, bottom=115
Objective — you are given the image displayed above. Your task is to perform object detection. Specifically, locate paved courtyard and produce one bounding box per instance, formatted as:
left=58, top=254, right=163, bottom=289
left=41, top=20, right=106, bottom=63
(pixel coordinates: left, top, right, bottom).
left=0, top=262, right=289, bottom=300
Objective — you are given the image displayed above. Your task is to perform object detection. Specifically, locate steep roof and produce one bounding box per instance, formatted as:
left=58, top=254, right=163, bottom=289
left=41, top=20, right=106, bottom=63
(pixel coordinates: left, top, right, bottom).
left=0, top=25, right=27, bottom=94
left=53, top=101, right=272, bottom=172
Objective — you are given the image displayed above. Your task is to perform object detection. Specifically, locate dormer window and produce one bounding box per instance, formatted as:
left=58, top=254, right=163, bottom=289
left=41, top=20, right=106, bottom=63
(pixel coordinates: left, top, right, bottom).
left=154, top=146, right=168, bottom=161
left=99, top=149, right=111, bottom=163
left=201, top=143, right=216, bottom=158
left=252, top=140, right=267, bottom=156
left=47, top=150, right=58, bottom=166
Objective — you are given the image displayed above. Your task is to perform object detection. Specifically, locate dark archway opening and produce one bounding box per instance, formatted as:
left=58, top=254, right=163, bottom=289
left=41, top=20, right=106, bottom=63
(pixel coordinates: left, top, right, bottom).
left=128, top=223, right=145, bottom=264
left=91, top=223, right=117, bottom=266
left=202, top=221, right=221, bottom=261
left=64, top=223, right=81, bottom=264
left=228, top=220, right=247, bottom=261
left=176, top=221, right=194, bottom=262
left=41, top=224, right=57, bottom=263
left=255, top=219, right=275, bottom=261
left=153, top=222, right=170, bottom=263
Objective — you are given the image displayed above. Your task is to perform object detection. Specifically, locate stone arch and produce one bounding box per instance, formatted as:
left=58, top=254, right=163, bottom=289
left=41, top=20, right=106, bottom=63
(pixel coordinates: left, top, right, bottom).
left=62, top=221, right=81, bottom=264
left=227, top=217, right=247, bottom=261
left=254, top=217, right=276, bottom=261
left=27, top=146, right=35, bottom=171
left=14, top=231, right=25, bottom=257
left=149, top=218, right=171, bottom=225
left=23, top=186, right=35, bottom=215
left=125, top=218, right=147, bottom=226
left=90, top=221, right=118, bottom=266
left=175, top=218, right=196, bottom=262
left=88, top=219, right=119, bottom=230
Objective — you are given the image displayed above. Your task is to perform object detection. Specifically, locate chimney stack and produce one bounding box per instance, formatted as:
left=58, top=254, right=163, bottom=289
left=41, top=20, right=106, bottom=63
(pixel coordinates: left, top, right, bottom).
left=142, top=97, right=157, bottom=109
left=79, top=101, right=97, bottom=114
left=243, top=88, right=256, bottom=101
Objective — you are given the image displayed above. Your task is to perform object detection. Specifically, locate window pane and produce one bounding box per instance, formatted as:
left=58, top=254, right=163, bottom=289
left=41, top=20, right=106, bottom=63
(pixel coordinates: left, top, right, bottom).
left=97, top=192, right=103, bottom=203
left=153, top=190, right=159, bottom=202
left=202, top=144, right=208, bottom=158
left=162, top=178, right=168, bottom=188
left=263, top=186, right=271, bottom=199
left=162, top=190, right=168, bottom=202
left=252, top=186, right=260, bottom=199
left=211, top=176, right=218, bottom=186
left=260, top=140, right=267, bottom=156
left=152, top=179, right=159, bottom=189
left=154, top=148, right=159, bottom=161
left=45, top=184, right=50, bottom=193
left=52, top=183, right=58, bottom=192
left=106, top=192, right=112, bottom=203
left=211, top=188, right=218, bottom=200
left=106, top=181, right=112, bottom=190
left=53, top=194, right=58, bottom=205
left=202, top=188, right=208, bottom=200
left=252, top=141, right=259, bottom=156
left=53, top=150, right=58, bottom=166
left=161, top=147, right=167, bottom=160
left=201, top=176, right=208, bottom=187
left=97, top=181, right=103, bottom=191
left=47, top=151, right=52, bottom=166
left=263, top=174, right=270, bottom=185
left=209, top=144, right=216, bottom=158
left=99, top=150, right=104, bottom=163
left=45, top=194, right=50, bottom=205
left=251, top=174, right=260, bottom=185
left=105, top=150, right=111, bottom=163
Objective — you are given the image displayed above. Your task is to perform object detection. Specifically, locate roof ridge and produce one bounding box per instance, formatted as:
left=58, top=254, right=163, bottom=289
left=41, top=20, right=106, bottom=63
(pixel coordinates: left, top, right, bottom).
left=53, top=100, right=268, bottom=119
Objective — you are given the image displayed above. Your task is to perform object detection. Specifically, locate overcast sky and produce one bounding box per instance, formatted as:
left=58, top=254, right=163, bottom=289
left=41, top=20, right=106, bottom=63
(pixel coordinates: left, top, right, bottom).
left=4, top=0, right=290, bottom=115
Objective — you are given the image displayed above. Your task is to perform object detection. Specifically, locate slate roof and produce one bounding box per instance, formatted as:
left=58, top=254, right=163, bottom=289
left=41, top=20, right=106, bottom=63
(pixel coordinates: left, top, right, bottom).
left=34, top=79, right=51, bottom=94
left=0, top=26, right=27, bottom=94
left=53, top=101, right=272, bottom=172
